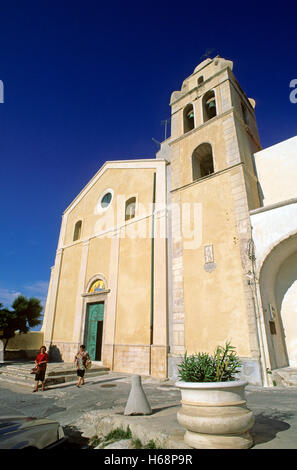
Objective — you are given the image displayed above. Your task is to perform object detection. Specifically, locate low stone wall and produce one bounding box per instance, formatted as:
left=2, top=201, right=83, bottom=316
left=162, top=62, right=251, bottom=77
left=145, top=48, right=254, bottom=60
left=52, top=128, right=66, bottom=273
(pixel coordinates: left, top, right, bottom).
left=4, top=349, right=40, bottom=360
left=4, top=331, right=44, bottom=360
left=74, top=407, right=189, bottom=449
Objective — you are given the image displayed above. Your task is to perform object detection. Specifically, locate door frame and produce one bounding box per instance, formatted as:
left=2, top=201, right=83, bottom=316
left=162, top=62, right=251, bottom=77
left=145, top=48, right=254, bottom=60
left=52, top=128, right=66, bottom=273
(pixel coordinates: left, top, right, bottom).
left=81, top=288, right=110, bottom=364
left=84, top=301, right=104, bottom=361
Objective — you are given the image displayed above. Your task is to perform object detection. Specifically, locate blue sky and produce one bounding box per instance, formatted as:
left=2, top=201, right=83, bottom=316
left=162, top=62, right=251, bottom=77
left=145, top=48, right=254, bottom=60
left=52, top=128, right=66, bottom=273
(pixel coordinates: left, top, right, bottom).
left=0, top=1, right=296, bottom=323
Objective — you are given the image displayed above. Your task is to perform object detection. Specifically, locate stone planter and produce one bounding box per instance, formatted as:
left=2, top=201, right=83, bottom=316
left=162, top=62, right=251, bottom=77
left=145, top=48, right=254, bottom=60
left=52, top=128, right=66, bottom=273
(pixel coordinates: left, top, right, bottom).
left=175, top=380, right=254, bottom=449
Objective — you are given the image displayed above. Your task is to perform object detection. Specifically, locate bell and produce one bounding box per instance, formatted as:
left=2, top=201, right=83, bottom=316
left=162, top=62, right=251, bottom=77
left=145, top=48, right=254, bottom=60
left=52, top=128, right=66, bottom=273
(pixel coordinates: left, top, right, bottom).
left=207, top=99, right=216, bottom=109
left=187, top=111, right=194, bottom=119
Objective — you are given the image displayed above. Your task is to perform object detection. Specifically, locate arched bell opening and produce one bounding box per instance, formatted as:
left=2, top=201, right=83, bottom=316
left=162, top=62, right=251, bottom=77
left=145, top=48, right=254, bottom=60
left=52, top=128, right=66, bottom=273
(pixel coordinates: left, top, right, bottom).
left=192, top=143, right=214, bottom=181
left=202, top=90, right=217, bottom=122
left=183, top=103, right=195, bottom=134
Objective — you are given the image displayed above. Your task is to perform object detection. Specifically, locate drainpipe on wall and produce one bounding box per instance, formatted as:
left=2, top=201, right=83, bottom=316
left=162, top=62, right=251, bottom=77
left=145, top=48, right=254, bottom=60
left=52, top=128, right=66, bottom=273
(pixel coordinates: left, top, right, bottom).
left=149, top=172, right=156, bottom=376
left=248, top=238, right=270, bottom=386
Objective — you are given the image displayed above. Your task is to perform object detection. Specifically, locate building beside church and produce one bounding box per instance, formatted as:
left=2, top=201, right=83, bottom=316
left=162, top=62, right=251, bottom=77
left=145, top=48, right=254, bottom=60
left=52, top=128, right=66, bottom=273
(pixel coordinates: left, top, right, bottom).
left=40, top=57, right=297, bottom=386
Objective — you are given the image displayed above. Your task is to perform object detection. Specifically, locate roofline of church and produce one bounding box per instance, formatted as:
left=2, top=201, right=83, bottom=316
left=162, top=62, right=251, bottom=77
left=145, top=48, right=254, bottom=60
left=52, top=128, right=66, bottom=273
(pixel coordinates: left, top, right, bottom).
left=63, top=158, right=168, bottom=215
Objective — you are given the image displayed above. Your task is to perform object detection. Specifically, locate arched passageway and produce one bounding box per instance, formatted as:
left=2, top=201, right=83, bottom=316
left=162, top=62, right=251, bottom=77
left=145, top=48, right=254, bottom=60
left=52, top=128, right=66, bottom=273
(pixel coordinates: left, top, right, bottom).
left=259, top=234, right=297, bottom=369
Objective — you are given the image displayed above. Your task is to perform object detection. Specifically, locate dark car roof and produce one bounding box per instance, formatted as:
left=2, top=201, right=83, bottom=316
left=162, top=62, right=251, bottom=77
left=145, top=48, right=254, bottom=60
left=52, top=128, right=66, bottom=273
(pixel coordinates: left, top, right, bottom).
left=0, top=417, right=58, bottom=434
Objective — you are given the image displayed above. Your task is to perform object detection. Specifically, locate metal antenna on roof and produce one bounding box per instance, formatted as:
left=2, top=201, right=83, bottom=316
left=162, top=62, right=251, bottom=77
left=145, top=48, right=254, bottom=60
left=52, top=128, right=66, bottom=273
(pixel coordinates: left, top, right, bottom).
left=152, top=137, right=161, bottom=149
left=161, top=119, right=170, bottom=140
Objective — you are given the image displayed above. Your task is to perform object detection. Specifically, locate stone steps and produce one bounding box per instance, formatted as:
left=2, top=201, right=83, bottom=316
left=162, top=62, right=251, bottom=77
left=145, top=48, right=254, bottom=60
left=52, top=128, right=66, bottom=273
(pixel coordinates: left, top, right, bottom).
left=0, top=362, right=110, bottom=388
left=271, top=367, right=297, bottom=387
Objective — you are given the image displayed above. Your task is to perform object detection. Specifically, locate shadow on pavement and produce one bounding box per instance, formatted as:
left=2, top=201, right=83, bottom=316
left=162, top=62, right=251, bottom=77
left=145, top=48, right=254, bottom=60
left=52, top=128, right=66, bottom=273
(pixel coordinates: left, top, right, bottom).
left=116, top=403, right=180, bottom=416
left=251, top=411, right=292, bottom=445
left=62, top=425, right=91, bottom=449
left=46, top=375, right=127, bottom=391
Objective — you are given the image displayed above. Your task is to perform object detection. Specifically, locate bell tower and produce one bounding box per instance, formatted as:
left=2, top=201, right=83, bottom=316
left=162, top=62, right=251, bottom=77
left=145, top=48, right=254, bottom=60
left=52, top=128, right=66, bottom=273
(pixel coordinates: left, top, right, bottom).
left=169, top=56, right=261, bottom=205
left=167, top=57, right=263, bottom=384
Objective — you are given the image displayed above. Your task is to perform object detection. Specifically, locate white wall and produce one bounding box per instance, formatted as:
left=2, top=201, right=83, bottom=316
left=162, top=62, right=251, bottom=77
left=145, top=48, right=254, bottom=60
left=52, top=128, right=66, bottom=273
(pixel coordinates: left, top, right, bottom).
left=251, top=203, right=297, bottom=369
left=253, top=135, right=297, bottom=207
left=251, top=203, right=297, bottom=270
left=275, top=252, right=297, bottom=367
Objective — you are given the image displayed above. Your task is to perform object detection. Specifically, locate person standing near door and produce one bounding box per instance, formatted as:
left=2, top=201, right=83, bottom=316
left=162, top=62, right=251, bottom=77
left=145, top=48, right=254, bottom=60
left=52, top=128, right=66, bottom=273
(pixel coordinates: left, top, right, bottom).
left=74, top=344, right=90, bottom=387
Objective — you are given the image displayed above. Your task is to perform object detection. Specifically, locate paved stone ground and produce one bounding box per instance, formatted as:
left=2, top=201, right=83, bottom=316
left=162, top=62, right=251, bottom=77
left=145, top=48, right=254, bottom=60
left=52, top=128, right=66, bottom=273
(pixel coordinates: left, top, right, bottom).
left=0, top=370, right=297, bottom=449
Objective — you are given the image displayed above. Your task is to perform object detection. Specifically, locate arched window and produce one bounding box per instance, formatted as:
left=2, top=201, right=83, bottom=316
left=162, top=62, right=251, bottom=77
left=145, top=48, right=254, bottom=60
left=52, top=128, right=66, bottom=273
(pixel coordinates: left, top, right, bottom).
left=88, top=279, right=106, bottom=293
left=125, top=197, right=136, bottom=221
left=183, top=103, right=195, bottom=134
left=73, top=220, right=82, bottom=241
left=198, top=76, right=204, bottom=86
left=192, top=143, right=214, bottom=181
left=202, top=90, right=217, bottom=122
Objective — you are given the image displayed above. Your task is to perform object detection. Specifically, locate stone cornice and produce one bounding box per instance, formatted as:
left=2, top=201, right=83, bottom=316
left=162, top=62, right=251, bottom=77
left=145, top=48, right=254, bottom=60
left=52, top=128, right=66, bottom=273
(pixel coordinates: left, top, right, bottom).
left=81, top=289, right=111, bottom=298
left=250, top=198, right=297, bottom=216
left=169, top=107, right=235, bottom=146
left=170, top=162, right=244, bottom=194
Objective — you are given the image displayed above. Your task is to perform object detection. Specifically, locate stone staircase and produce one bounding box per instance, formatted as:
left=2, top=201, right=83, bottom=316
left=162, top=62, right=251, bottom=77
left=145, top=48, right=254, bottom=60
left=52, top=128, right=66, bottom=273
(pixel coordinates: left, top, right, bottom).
left=271, top=367, right=297, bottom=387
left=0, top=361, right=110, bottom=388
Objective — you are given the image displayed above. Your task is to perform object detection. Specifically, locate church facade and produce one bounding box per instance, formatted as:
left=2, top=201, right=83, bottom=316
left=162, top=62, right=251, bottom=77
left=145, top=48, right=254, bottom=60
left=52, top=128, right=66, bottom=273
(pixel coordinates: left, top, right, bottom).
left=41, top=57, right=297, bottom=386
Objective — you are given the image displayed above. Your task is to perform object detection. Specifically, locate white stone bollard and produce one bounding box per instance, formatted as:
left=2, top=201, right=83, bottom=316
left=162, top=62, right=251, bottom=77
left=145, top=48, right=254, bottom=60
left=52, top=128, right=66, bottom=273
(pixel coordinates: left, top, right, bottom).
left=124, top=375, right=152, bottom=415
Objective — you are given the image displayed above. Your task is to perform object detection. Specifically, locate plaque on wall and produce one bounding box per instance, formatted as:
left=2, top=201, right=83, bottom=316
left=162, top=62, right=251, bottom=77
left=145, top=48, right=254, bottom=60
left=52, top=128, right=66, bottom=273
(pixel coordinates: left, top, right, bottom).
left=204, top=244, right=216, bottom=272
left=204, top=244, right=214, bottom=263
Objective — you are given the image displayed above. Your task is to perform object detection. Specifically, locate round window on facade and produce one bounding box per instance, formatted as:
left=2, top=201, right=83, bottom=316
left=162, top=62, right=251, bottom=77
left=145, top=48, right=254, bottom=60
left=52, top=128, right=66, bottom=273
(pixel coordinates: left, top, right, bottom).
left=101, top=192, right=112, bottom=208
left=97, top=188, right=114, bottom=214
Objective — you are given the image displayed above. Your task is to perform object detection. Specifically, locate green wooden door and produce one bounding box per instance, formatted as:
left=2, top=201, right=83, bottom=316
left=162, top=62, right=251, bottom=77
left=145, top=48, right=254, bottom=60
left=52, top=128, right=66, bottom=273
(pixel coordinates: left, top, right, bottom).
left=85, top=303, right=104, bottom=361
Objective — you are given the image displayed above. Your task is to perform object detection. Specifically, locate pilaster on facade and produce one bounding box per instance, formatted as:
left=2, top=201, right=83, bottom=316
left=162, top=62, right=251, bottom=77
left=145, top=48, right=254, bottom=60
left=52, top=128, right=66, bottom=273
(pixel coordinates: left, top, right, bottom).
left=170, top=194, right=185, bottom=356
left=43, top=248, right=63, bottom=349
left=73, top=239, right=90, bottom=343
left=103, top=229, right=120, bottom=370
left=230, top=168, right=261, bottom=363
left=41, top=265, right=54, bottom=333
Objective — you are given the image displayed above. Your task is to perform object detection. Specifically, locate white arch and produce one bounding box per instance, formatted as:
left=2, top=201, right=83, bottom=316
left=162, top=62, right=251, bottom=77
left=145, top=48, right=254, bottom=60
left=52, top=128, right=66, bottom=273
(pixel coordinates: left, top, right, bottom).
left=256, top=229, right=297, bottom=276
left=85, top=273, right=108, bottom=294
left=258, top=234, right=297, bottom=370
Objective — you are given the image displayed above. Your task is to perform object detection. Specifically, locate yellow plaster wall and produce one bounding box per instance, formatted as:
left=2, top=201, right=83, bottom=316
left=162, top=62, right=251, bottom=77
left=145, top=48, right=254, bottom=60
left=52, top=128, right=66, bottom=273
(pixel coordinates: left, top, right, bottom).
left=64, top=167, right=156, bottom=245
left=230, top=74, right=260, bottom=145
left=171, top=118, right=231, bottom=191
left=85, top=236, right=114, bottom=346
left=6, top=331, right=44, bottom=350
left=171, top=72, right=224, bottom=140
left=85, top=236, right=112, bottom=289
left=115, top=218, right=152, bottom=345
left=52, top=244, right=82, bottom=342
left=180, top=170, right=251, bottom=357
left=50, top=166, right=159, bottom=358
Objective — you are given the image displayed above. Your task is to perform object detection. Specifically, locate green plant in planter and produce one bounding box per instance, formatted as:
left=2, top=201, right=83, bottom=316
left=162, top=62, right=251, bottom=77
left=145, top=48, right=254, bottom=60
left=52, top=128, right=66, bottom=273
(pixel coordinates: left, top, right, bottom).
left=178, top=341, right=241, bottom=382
